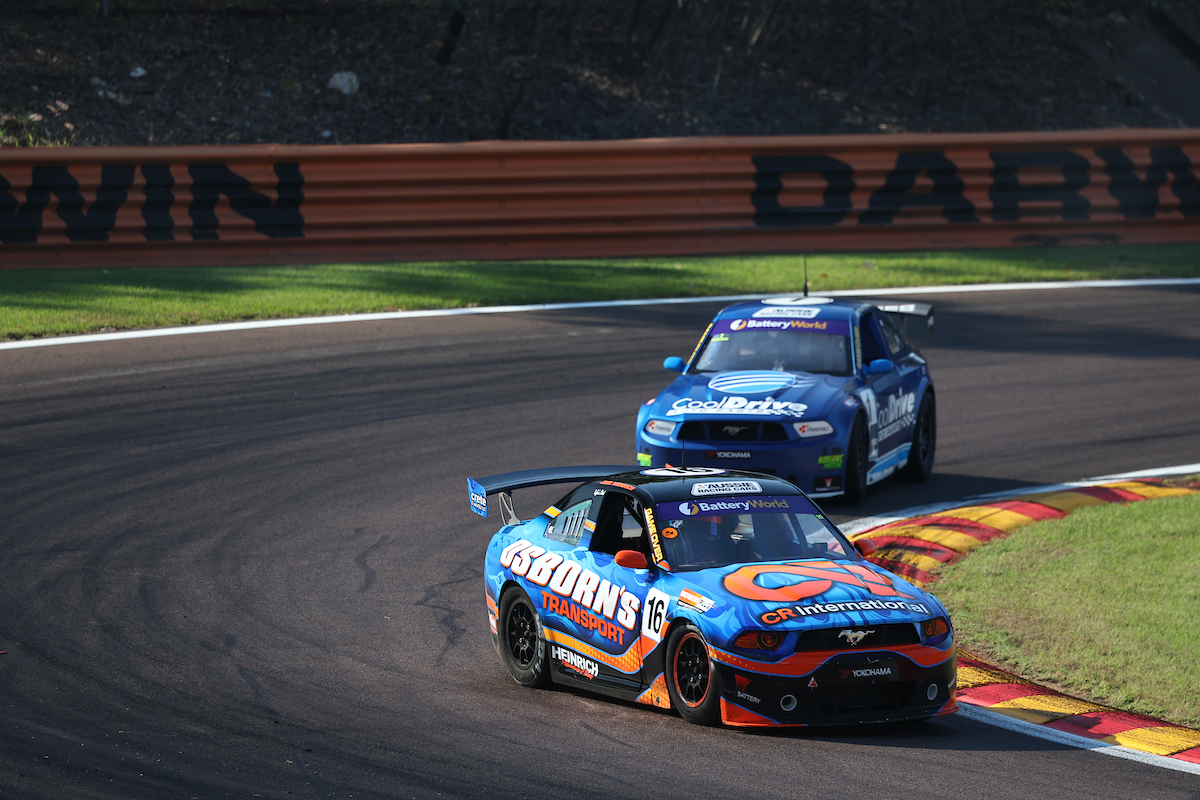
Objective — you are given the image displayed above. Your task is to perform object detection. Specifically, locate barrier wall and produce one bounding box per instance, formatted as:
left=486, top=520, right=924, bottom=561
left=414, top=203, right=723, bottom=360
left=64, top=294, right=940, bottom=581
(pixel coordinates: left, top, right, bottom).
left=2, top=129, right=1200, bottom=269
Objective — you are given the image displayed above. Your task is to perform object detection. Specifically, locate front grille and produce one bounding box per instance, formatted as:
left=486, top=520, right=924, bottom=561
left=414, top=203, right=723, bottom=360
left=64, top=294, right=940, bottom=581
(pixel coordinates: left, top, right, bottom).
left=677, top=421, right=789, bottom=442
left=812, top=682, right=912, bottom=714
left=794, top=623, right=920, bottom=652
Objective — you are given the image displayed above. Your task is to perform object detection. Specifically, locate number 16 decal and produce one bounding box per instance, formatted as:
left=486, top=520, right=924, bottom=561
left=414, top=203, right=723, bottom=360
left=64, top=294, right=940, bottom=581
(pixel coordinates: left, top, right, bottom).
left=642, top=588, right=671, bottom=643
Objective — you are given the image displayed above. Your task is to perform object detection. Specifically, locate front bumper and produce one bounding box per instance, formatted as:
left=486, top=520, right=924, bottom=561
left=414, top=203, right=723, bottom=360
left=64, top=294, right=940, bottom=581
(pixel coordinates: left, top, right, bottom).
left=638, top=433, right=847, bottom=497
left=716, top=648, right=957, bottom=727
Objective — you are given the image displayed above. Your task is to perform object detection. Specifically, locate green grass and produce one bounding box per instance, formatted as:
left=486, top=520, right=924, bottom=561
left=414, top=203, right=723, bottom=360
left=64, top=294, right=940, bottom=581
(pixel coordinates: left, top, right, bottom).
left=2, top=243, right=1200, bottom=340
left=935, top=490, right=1200, bottom=728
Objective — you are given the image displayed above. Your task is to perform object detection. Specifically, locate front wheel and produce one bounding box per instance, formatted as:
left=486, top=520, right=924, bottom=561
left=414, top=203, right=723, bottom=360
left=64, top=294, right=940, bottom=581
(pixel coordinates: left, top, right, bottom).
left=498, top=589, right=550, bottom=688
left=843, top=415, right=869, bottom=504
left=664, top=625, right=722, bottom=725
left=903, top=393, right=936, bottom=482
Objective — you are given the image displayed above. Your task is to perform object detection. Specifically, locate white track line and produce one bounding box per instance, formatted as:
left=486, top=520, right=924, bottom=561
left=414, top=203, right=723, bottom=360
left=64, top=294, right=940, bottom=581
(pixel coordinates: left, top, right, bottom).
left=3, top=277, right=1199, bottom=351
left=956, top=704, right=1200, bottom=776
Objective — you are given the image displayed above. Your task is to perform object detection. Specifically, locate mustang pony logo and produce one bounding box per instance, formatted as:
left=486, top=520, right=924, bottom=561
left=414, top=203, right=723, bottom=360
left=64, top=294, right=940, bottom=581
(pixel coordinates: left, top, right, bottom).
left=838, top=629, right=875, bottom=646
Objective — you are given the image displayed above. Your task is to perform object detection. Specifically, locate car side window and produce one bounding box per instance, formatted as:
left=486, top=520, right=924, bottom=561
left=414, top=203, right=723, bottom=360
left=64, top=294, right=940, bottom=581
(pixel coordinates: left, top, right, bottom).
left=591, top=493, right=649, bottom=556
left=546, top=500, right=591, bottom=546
left=859, top=314, right=888, bottom=364
left=878, top=314, right=907, bottom=356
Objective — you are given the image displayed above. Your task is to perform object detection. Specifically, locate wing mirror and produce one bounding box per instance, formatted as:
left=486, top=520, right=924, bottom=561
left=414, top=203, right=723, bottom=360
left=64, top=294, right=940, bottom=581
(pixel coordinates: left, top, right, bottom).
left=662, top=356, right=686, bottom=372
left=615, top=550, right=649, bottom=569
left=854, top=538, right=878, bottom=557
left=865, top=358, right=895, bottom=376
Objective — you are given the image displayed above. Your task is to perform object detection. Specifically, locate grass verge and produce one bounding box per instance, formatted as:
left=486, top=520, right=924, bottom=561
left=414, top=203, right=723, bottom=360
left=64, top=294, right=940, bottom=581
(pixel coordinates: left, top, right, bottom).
left=935, top=488, right=1200, bottom=728
left=3, top=243, right=1200, bottom=340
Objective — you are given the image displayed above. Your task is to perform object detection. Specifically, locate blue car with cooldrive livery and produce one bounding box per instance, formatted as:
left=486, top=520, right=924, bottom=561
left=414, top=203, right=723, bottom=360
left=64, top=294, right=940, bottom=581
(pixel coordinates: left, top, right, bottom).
left=636, top=295, right=935, bottom=502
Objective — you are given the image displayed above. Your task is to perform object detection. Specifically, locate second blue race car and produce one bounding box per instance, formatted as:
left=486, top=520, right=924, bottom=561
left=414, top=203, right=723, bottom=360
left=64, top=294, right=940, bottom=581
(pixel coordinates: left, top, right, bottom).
left=636, top=295, right=936, bottom=503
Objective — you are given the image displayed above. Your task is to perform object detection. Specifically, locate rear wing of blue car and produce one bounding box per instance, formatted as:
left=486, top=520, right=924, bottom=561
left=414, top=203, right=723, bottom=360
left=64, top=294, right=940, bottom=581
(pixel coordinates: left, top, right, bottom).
left=468, top=465, right=639, bottom=524
left=867, top=300, right=935, bottom=334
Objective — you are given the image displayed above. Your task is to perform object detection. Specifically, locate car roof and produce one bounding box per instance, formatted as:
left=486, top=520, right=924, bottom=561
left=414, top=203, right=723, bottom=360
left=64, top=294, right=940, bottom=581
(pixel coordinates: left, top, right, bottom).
left=597, top=468, right=809, bottom=505
left=711, top=296, right=862, bottom=323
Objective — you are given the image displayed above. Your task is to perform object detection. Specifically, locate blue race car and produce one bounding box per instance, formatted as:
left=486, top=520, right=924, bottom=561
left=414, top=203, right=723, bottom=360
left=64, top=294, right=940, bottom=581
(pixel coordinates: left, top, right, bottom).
left=636, top=296, right=936, bottom=503
left=468, top=465, right=957, bottom=727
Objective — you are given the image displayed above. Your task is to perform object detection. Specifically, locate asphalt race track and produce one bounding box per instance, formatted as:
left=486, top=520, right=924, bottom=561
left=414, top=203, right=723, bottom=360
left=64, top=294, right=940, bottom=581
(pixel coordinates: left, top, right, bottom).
left=2, top=285, right=1199, bottom=799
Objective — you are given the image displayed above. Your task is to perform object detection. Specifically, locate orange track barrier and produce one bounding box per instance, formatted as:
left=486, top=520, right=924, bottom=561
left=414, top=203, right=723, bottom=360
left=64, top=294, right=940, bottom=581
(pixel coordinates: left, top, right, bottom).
left=3, top=129, right=1200, bottom=269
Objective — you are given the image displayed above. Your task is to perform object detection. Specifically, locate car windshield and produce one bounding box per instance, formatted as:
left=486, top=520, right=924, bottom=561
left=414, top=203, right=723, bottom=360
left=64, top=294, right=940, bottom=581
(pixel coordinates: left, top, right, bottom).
left=691, top=328, right=852, bottom=376
left=654, top=500, right=854, bottom=571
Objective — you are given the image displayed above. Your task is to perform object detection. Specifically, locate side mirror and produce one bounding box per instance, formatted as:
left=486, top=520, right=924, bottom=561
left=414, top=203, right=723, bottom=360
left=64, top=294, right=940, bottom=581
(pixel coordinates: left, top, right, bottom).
left=662, top=356, right=686, bottom=372
left=615, top=550, right=649, bottom=570
left=865, top=358, right=894, bottom=376
left=854, top=538, right=877, bottom=557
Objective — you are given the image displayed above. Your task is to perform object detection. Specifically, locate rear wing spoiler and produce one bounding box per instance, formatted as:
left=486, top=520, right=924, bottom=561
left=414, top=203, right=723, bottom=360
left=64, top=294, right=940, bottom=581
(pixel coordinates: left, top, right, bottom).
left=866, top=300, right=934, bottom=334
left=468, top=465, right=639, bottom=524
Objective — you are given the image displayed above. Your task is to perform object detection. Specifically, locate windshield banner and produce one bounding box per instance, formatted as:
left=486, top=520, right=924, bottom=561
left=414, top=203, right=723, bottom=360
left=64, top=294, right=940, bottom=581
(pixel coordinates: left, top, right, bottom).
left=657, top=495, right=816, bottom=521
left=709, top=318, right=851, bottom=336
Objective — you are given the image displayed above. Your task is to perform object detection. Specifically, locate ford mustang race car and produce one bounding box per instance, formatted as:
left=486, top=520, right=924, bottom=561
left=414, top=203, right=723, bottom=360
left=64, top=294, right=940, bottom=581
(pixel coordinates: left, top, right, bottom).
left=637, top=296, right=935, bottom=502
left=468, top=465, right=957, bottom=727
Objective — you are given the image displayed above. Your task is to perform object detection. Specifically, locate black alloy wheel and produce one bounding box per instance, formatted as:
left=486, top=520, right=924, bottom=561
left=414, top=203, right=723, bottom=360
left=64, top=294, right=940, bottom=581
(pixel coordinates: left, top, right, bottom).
left=498, top=589, right=550, bottom=688
left=665, top=625, right=721, bottom=725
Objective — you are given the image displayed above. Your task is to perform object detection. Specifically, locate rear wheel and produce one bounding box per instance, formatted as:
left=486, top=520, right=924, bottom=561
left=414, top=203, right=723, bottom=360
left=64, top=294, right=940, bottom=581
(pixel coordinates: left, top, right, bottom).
left=903, top=393, right=936, bottom=481
left=498, top=589, right=549, bottom=688
left=665, top=625, right=722, bottom=725
left=843, top=415, right=869, bottom=504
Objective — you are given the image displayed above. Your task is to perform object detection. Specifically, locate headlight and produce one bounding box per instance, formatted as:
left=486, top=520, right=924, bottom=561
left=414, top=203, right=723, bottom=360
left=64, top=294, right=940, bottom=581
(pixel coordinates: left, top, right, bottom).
left=793, top=420, right=834, bottom=437
left=921, top=617, right=951, bottom=646
left=732, top=630, right=785, bottom=651
left=644, top=419, right=678, bottom=437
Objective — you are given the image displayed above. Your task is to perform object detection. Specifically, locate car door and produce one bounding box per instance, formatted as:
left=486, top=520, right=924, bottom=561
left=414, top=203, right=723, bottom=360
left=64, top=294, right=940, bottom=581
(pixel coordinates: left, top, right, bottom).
left=856, top=310, right=913, bottom=482
left=536, top=487, right=656, bottom=693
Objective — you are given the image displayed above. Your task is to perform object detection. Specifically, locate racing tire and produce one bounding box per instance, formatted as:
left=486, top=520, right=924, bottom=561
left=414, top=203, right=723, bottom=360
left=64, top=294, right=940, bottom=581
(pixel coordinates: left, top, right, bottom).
left=664, top=625, right=722, bottom=726
left=843, top=415, right=869, bottom=504
left=498, top=589, right=550, bottom=688
left=902, top=393, right=936, bottom=482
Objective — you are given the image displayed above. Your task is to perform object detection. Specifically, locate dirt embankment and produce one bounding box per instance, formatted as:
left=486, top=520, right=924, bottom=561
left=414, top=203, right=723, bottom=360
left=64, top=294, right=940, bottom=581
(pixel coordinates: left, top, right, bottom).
left=0, top=1, right=1185, bottom=148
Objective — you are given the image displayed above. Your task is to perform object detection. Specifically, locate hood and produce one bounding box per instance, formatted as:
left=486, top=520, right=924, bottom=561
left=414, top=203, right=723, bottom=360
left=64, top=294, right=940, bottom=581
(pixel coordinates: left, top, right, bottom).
left=654, top=371, right=845, bottom=421
left=661, top=557, right=944, bottom=635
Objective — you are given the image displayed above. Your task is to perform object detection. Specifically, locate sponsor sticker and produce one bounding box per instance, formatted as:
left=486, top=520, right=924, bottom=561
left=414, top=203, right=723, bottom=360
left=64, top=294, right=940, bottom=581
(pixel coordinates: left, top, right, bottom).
left=637, top=452, right=653, bottom=466
left=690, top=480, right=763, bottom=497
left=734, top=674, right=762, bottom=704
left=812, top=475, right=842, bottom=494
left=664, top=495, right=808, bottom=520
left=708, top=371, right=803, bottom=395
left=551, top=645, right=599, bottom=680
left=817, top=453, right=844, bottom=470
left=661, top=526, right=679, bottom=539
left=752, top=306, right=822, bottom=319
left=707, top=450, right=752, bottom=459
left=839, top=663, right=896, bottom=681
left=713, top=318, right=847, bottom=336
left=794, top=420, right=834, bottom=438
left=677, top=587, right=716, bottom=614
left=665, top=396, right=808, bottom=418
left=468, top=477, right=488, bottom=517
